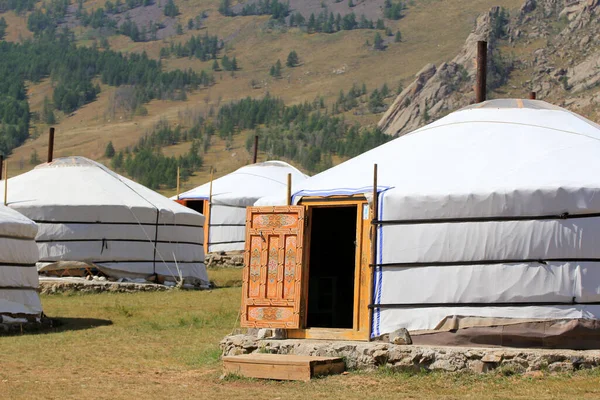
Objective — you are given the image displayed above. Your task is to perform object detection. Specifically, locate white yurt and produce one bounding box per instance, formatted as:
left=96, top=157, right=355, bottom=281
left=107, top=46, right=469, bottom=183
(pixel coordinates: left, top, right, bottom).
left=176, top=161, right=307, bottom=253
left=254, top=99, right=600, bottom=347
left=1, top=157, right=208, bottom=287
left=0, top=205, right=42, bottom=322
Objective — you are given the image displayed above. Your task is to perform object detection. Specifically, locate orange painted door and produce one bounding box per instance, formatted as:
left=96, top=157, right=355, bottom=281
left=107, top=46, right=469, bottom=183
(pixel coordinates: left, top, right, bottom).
left=241, top=206, right=306, bottom=328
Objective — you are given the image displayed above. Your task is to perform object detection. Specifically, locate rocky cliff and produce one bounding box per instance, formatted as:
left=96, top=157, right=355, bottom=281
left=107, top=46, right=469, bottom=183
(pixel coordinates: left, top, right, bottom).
left=379, top=0, right=600, bottom=137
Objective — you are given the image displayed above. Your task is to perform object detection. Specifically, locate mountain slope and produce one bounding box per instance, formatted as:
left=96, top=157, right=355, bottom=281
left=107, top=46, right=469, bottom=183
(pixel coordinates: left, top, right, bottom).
left=0, top=0, right=530, bottom=194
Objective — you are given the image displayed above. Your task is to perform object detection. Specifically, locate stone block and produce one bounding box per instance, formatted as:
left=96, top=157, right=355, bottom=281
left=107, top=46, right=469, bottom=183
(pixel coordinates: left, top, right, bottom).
left=548, top=362, right=575, bottom=373
left=257, top=328, right=273, bottom=340
left=389, top=328, right=412, bottom=345
left=482, top=353, right=502, bottom=363
left=469, top=360, right=496, bottom=374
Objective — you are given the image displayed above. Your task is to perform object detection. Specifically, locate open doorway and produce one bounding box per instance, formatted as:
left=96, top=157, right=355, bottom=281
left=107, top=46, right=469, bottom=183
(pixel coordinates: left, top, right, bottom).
left=183, top=200, right=205, bottom=214
left=306, top=206, right=358, bottom=329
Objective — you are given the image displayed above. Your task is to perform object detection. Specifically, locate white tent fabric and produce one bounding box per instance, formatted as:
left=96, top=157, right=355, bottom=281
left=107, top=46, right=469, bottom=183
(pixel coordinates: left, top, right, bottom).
left=0, top=205, right=42, bottom=317
left=256, top=99, right=600, bottom=338
left=176, top=161, right=307, bottom=252
left=1, top=157, right=208, bottom=286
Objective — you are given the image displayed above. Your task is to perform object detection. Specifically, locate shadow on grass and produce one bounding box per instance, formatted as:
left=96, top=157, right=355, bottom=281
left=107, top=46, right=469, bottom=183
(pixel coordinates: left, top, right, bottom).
left=49, top=317, right=113, bottom=333
left=1, top=317, right=113, bottom=336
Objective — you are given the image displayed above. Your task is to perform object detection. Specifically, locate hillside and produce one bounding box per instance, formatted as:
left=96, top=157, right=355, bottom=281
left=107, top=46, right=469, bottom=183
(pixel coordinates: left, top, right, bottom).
left=0, top=0, right=542, bottom=196
left=380, top=0, right=600, bottom=137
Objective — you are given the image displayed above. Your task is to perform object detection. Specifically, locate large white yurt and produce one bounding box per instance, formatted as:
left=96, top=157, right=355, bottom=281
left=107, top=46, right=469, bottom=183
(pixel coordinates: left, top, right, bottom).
left=247, top=99, right=600, bottom=347
left=0, top=205, right=42, bottom=322
left=1, top=157, right=208, bottom=287
left=175, top=160, right=307, bottom=253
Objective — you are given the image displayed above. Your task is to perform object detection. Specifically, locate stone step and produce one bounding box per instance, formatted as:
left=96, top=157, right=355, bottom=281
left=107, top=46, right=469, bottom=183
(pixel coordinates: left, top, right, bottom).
left=222, top=353, right=345, bottom=381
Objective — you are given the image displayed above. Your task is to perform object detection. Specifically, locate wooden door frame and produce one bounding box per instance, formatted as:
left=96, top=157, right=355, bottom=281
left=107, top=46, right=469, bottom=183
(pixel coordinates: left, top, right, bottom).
left=175, top=199, right=210, bottom=254
left=287, top=196, right=372, bottom=341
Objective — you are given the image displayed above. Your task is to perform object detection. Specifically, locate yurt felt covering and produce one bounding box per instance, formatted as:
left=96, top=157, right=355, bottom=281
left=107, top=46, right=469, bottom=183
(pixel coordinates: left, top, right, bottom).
left=176, top=161, right=307, bottom=253
left=256, top=99, right=600, bottom=339
left=0, top=205, right=42, bottom=318
left=1, top=157, right=208, bottom=286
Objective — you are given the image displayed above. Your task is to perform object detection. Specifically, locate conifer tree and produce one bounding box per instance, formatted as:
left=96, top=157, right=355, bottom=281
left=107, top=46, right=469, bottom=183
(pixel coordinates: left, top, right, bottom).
left=286, top=50, right=299, bottom=67
left=105, top=141, right=116, bottom=158
left=0, top=17, right=6, bottom=41
left=373, top=32, right=384, bottom=50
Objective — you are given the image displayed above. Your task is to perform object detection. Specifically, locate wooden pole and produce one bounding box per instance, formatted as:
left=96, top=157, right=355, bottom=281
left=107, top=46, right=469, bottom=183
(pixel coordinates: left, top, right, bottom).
left=47, top=127, right=55, bottom=163
left=4, top=160, right=7, bottom=206
left=207, top=167, right=214, bottom=252
left=176, top=167, right=180, bottom=200
left=287, top=173, right=292, bottom=206
left=209, top=167, right=214, bottom=203
left=369, top=163, right=378, bottom=341
left=476, top=41, right=487, bottom=103
left=253, top=135, right=259, bottom=164
left=529, top=91, right=537, bottom=100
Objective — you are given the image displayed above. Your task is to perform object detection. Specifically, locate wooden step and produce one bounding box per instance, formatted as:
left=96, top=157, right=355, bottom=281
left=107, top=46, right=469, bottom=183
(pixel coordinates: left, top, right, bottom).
left=222, top=353, right=345, bottom=381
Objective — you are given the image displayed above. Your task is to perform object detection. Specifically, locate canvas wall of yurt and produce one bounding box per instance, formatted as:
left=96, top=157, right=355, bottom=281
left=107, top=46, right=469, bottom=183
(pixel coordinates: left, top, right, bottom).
left=0, top=157, right=208, bottom=288
left=242, top=99, right=600, bottom=348
left=0, top=205, right=43, bottom=326
left=174, top=161, right=308, bottom=264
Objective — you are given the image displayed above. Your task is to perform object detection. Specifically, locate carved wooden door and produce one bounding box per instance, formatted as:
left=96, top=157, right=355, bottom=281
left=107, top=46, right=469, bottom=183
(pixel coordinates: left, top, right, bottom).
left=241, top=206, right=305, bottom=328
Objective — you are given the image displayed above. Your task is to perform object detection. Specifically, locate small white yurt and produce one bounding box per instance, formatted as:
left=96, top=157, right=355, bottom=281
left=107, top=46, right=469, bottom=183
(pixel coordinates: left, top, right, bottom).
left=176, top=161, right=307, bottom=253
left=0, top=205, right=42, bottom=322
left=1, top=157, right=208, bottom=287
left=247, top=99, right=600, bottom=347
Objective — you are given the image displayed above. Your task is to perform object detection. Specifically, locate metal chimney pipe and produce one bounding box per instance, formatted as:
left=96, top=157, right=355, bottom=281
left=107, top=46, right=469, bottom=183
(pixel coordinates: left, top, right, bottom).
left=47, top=127, right=55, bottom=163
left=476, top=41, right=487, bottom=103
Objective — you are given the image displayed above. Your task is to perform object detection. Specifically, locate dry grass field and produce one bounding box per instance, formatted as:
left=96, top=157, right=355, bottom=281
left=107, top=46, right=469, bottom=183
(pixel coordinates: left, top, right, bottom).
left=2, top=268, right=600, bottom=399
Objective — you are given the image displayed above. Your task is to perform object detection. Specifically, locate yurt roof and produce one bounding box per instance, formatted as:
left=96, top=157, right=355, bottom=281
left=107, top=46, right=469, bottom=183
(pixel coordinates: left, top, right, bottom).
left=0, top=203, right=38, bottom=240
left=1, top=156, right=202, bottom=224
left=259, top=99, right=600, bottom=219
left=176, top=160, right=308, bottom=206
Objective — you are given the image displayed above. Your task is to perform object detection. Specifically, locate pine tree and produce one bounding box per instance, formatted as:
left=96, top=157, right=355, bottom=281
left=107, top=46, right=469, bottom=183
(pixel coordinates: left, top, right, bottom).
left=381, top=83, right=389, bottom=98
left=212, top=59, right=220, bottom=71
left=0, top=17, right=6, bottom=41
left=187, top=18, right=194, bottom=30
left=274, top=59, right=282, bottom=77
left=308, top=13, right=316, bottom=32
left=286, top=50, right=298, bottom=67
left=373, top=32, right=384, bottom=50
left=164, top=0, right=179, bottom=17
left=394, top=30, right=401, bottom=42
left=42, top=96, right=56, bottom=124
left=348, top=0, right=354, bottom=7
left=231, top=56, right=238, bottom=71
left=105, top=141, right=116, bottom=158
left=222, top=54, right=230, bottom=70
left=218, top=0, right=232, bottom=16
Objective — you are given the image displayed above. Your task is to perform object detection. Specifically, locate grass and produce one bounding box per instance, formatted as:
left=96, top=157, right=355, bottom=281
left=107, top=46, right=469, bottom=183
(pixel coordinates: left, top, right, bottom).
left=207, top=267, right=243, bottom=288
left=2, top=270, right=600, bottom=398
